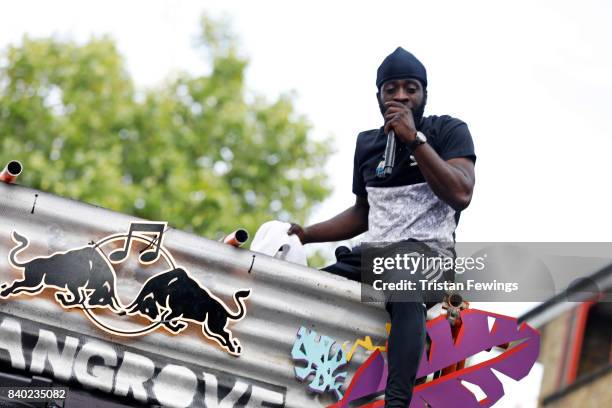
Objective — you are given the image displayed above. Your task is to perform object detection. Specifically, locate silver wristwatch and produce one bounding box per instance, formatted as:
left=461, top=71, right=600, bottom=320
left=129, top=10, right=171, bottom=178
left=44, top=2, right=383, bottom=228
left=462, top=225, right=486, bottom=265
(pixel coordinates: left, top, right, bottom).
left=409, top=131, right=427, bottom=151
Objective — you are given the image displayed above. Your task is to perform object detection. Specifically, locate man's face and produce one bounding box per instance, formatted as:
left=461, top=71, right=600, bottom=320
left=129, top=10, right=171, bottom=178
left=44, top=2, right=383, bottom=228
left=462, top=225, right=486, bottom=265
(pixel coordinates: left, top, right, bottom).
left=377, top=78, right=427, bottom=127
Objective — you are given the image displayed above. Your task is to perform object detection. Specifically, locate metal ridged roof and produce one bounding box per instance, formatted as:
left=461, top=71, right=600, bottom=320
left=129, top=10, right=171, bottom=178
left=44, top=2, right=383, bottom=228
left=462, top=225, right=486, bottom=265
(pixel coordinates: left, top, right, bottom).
left=0, top=183, right=389, bottom=407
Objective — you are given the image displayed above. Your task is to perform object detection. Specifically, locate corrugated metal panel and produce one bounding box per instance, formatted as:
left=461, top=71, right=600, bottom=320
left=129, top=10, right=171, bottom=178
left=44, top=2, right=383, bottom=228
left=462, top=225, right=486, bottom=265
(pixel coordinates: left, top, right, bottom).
left=0, top=182, right=388, bottom=407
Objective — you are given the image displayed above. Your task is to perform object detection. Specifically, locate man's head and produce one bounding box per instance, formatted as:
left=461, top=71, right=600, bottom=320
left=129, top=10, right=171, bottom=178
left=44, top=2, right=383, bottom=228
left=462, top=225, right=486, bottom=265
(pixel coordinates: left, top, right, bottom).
left=376, top=47, right=428, bottom=126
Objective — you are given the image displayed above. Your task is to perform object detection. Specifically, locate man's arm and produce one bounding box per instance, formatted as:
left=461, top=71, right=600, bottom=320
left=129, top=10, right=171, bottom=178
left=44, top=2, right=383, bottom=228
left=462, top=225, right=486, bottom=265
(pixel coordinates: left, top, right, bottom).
left=288, top=195, right=369, bottom=244
left=384, top=101, right=475, bottom=211
left=411, top=147, right=475, bottom=211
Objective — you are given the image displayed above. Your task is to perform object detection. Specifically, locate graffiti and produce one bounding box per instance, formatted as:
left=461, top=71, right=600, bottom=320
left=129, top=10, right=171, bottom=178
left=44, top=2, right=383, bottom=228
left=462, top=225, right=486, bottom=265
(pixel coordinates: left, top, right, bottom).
left=327, top=349, right=387, bottom=408
left=328, top=310, right=540, bottom=408
left=30, top=193, right=38, bottom=214
left=0, top=313, right=285, bottom=408
left=1, top=222, right=252, bottom=356
left=247, top=254, right=256, bottom=273
left=343, top=336, right=385, bottom=363
left=291, top=326, right=348, bottom=400
left=342, top=323, right=390, bottom=362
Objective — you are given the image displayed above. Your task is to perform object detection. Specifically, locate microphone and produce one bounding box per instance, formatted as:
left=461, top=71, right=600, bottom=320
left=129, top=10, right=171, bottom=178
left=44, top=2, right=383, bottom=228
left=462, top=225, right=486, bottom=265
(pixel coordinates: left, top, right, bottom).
left=381, top=130, right=396, bottom=177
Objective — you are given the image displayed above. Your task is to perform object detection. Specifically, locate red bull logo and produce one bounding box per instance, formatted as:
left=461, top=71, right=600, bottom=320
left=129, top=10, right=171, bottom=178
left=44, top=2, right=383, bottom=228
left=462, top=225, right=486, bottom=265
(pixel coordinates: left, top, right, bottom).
left=1, top=222, right=251, bottom=356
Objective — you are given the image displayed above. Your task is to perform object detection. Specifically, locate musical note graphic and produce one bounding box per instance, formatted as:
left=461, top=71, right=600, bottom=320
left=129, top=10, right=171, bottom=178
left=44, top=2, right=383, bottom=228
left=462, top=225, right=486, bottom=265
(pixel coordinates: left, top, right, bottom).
left=109, top=222, right=166, bottom=264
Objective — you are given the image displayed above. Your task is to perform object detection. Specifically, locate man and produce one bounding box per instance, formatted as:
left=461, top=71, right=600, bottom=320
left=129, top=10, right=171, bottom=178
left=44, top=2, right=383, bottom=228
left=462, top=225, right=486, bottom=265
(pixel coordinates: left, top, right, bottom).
left=288, top=47, right=476, bottom=407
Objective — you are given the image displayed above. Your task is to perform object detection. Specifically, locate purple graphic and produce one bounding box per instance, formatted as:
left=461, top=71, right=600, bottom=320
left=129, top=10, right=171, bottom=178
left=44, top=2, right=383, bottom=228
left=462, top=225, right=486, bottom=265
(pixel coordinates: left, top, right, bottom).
left=327, top=350, right=387, bottom=408
left=328, top=309, right=540, bottom=408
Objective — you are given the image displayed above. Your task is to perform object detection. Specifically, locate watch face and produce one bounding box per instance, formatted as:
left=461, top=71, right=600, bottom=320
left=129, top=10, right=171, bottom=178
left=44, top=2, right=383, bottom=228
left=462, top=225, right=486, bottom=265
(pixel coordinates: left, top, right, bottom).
left=417, top=131, right=427, bottom=143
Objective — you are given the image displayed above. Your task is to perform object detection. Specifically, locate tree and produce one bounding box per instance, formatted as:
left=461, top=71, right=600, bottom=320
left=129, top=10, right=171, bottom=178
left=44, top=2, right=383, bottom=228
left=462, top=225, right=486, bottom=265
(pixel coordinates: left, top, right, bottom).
left=0, top=16, right=332, bottom=241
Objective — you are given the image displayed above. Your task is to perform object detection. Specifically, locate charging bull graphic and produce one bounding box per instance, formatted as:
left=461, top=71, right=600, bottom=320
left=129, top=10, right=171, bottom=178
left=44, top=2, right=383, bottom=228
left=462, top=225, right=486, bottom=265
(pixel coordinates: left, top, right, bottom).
left=1, top=222, right=252, bottom=356
left=1, top=231, right=123, bottom=312
left=123, top=268, right=250, bottom=355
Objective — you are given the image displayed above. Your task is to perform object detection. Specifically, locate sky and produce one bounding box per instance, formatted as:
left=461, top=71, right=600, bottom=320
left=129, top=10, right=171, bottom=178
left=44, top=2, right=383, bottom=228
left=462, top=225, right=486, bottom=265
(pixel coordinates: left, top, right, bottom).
left=2, top=0, right=611, bottom=243
left=2, top=1, right=611, bottom=405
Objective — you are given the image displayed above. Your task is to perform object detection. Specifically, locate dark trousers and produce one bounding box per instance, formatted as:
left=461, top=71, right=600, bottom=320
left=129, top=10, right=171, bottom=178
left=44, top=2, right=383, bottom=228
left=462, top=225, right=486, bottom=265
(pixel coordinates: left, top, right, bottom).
left=383, top=301, right=426, bottom=407
left=322, top=245, right=431, bottom=408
